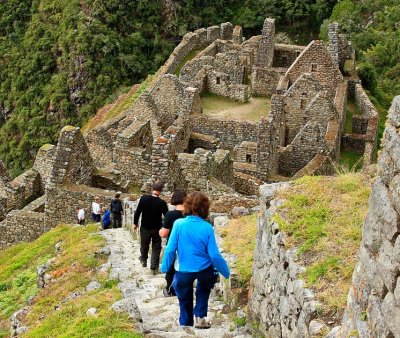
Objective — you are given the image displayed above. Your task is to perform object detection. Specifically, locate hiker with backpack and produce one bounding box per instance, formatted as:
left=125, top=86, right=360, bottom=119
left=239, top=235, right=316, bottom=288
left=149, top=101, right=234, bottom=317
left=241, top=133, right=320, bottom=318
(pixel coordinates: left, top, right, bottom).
left=110, top=192, right=123, bottom=228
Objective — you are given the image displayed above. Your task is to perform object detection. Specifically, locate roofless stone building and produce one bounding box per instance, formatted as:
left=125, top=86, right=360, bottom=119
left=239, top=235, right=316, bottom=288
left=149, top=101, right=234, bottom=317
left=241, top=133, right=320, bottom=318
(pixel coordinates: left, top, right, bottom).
left=1, top=18, right=378, bottom=251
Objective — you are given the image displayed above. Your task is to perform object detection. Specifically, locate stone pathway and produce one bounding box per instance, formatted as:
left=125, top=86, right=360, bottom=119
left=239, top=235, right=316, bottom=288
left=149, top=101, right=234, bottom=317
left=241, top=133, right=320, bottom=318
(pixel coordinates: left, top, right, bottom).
left=101, top=228, right=251, bottom=338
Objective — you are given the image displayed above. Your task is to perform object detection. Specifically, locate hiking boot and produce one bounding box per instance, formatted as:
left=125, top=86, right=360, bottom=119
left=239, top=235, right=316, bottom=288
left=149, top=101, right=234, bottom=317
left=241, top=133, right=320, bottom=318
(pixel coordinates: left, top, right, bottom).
left=163, top=287, right=176, bottom=297
left=151, top=268, right=159, bottom=276
left=138, top=257, right=147, bottom=267
left=194, top=317, right=211, bottom=329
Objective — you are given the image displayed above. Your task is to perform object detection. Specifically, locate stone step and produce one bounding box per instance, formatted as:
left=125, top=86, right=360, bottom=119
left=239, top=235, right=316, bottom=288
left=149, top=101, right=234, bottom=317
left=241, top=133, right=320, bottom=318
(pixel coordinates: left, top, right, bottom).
left=101, top=228, right=251, bottom=337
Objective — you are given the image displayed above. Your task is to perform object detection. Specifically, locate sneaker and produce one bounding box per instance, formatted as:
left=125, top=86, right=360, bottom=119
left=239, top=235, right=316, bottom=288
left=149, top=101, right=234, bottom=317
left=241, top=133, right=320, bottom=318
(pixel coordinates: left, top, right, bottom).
left=163, top=287, right=171, bottom=297
left=194, top=317, right=211, bottom=329
left=163, top=287, right=176, bottom=297
left=138, top=257, right=147, bottom=267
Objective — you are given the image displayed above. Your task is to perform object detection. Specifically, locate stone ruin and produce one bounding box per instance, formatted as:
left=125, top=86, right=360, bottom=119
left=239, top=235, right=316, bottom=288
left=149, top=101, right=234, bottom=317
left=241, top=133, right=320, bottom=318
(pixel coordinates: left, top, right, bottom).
left=249, top=96, right=400, bottom=337
left=0, top=15, right=397, bottom=338
left=0, top=18, right=378, bottom=251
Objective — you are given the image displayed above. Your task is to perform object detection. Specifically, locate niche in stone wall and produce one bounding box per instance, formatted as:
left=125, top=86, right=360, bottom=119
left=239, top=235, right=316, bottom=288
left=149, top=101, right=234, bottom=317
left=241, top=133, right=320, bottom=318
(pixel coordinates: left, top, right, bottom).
left=311, top=64, right=317, bottom=72
left=216, top=77, right=221, bottom=84
left=246, top=154, right=252, bottom=163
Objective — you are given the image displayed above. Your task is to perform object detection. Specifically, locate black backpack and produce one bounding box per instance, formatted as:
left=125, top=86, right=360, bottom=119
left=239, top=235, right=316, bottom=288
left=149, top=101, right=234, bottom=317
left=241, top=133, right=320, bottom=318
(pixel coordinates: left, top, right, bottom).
left=111, top=199, right=122, bottom=213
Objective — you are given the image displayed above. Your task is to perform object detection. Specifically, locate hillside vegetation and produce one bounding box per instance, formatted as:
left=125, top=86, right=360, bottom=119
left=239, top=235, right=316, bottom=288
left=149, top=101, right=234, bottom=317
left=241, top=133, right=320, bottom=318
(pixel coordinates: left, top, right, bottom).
left=0, top=0, right=336, bottom=176
left=322, top=0, right=400, bottom=140
left=0, top=224, right=140, bottom=337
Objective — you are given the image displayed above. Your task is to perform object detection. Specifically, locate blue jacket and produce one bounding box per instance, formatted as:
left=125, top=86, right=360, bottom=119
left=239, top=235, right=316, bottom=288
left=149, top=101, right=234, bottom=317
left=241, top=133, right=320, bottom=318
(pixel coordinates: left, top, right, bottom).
left=161, top=215, right=230, bottom=278
left=103, top=210, right=111, bottom=227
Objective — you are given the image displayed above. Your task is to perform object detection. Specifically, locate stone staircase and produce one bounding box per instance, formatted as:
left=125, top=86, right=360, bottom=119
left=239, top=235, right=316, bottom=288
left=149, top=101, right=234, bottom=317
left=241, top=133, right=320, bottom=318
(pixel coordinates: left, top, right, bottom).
left=101, top=228, right=251, bottom=337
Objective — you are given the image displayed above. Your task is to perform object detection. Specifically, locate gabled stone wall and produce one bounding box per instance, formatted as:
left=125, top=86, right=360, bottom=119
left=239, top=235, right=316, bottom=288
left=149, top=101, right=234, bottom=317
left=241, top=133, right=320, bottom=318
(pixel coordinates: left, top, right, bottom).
left=50, top=126, right=94, bottom=186
left=285, top=40, right=343, bottom=99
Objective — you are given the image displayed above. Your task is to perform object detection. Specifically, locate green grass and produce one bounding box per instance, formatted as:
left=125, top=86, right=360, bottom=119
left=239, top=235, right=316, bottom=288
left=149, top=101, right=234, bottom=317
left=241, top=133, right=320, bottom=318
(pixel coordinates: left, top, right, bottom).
left=344, top=98, right=362, bottom=134
left=221, top=214, right=257, bottom=286
left=82, top=75, right=154, bottom=133
left=0, top=224, right=141, bottom=337
left=201, top=93, right=270, bottom=122
left=174, top=49, right=203, bottom=76
left=339, top=150, right=363, bottom=172
left=274, top=173, right=371, bottom=315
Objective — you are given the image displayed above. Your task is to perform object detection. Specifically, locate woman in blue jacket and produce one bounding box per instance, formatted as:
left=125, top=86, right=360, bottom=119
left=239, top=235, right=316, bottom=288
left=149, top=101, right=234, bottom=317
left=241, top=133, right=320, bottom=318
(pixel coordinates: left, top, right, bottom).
left=161, top=192, right=230, bottom=329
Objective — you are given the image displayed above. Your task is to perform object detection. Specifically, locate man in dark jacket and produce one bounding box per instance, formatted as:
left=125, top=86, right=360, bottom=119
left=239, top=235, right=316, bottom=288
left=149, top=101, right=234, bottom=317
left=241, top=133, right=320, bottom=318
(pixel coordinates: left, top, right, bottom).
left=134, top=181, right=168, bottom=274
left=110, top=192, right=123, bottom=228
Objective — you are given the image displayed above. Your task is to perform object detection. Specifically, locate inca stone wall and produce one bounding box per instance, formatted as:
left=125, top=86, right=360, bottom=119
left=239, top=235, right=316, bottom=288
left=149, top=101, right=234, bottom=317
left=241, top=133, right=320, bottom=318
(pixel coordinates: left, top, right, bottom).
left=190, top=115, right=258, bottom=149
left=0, top=210, right=46, bottom=250
left=250, top=182, right=324, bottom=337
left=278, top=122, right=328, bottom=176
left=341, top=84, right=378, bottom=167
left=251, top=67, right=285, bottom=97
left=45, top=185, right=116, bottom=227
left=285, top=40, right=343, bottom=99
left=50, top=126, right=94, bottom=186
left=255, top=18, right=275, bottom=68
left=273, top=44, right=304, bottom=68
left=339, top=96, right=400, bottom=338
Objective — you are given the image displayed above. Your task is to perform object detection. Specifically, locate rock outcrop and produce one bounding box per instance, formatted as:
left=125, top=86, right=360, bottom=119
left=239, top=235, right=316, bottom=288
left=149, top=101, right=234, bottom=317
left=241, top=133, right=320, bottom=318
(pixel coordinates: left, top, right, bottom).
left=339, top=96, right=400, bottom=337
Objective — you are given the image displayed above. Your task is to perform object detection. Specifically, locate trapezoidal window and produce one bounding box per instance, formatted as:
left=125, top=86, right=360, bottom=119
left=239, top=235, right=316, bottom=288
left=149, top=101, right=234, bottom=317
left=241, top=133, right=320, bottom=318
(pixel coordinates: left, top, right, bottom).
left=311, top=64, right=317, bottom=72
left=246, top=154, right=252, bottom=163
left=216, top=77, right=221, bottom=84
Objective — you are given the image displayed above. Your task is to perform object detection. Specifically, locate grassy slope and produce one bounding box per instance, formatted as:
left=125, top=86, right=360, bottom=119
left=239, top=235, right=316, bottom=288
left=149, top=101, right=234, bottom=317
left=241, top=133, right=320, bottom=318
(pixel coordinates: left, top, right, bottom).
left=274, top=173, right=371, bottom=317
left=220, top=173, right=371, bottom=320
left=221, top=214, right=258, bottom=286
left=0, top=225, right=140, bottom=338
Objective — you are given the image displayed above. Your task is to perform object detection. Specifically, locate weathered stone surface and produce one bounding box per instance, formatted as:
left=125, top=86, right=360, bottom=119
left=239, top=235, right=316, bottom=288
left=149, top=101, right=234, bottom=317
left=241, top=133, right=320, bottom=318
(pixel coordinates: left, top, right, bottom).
left=231, top=206, right=249, bottom=218
left=85, top=280, right=102, bottom=292
left=86, top=307, right=97, bottom=316
left=102, top=228, right=251, bottom=337
left=213, top=216, right=229, bottom=229
left=339, top=95, right=400, bottom=338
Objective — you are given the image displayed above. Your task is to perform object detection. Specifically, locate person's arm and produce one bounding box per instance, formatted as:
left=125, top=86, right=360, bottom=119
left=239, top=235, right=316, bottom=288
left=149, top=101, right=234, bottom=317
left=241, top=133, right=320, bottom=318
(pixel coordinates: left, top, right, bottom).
left=159, top=228, right=170, bottom=238
left=159, top=212, right=172, bottom=238
left=207, top=228, right=230, bottom=279
left=133, top=197, right=143, bottom=230
left=162, top=201, right=169, bottom=216
left=160, top=222, right=179, bottom=273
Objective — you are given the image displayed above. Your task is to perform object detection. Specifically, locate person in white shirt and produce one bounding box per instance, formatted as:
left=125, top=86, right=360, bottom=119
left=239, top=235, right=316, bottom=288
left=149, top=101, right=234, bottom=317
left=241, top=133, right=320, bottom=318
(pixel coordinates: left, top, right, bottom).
left=77, top=207, right=85, bottom=225
left=91, top=196, right=101, bottom=222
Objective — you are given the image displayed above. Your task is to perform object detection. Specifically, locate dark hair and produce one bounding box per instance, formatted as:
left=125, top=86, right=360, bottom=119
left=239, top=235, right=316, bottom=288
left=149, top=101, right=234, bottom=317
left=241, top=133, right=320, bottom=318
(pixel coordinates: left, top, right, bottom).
left=171, top=190, right=187, bottom=206
left=115, top=192, right=121, bottom=198
left=152, top=181, right=164, bottom=192
left=183, top=192, right=210, bottom=219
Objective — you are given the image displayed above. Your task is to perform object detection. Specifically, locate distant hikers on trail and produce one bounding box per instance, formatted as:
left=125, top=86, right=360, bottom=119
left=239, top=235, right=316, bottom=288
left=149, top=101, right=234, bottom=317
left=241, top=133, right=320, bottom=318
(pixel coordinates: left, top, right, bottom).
left=161, top=192, right=230, bottom=328
left=133, top=181, right=169, bottom=275
left=159, top=190, right=187, bottom=297
left=110, top=192, right=123, bottom=228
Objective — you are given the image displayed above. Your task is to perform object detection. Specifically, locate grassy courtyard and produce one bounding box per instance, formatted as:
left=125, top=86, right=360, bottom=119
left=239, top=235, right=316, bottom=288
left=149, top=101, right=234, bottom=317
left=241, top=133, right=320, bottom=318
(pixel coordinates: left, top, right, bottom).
left=201, top=93, right=270, bottom=122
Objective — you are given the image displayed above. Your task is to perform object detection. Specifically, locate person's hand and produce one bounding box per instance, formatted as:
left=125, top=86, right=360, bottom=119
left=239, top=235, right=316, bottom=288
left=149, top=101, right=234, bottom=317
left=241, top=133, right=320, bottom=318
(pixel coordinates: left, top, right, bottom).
left=133, top=224, right=138, bottom=231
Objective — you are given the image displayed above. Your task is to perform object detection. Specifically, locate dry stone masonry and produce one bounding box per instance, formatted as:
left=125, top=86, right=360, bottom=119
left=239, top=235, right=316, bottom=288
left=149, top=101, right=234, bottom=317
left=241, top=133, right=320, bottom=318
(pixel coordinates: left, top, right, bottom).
left=250, top=182, right=325, bottom=337
left=0, top=19, right=378, bottom=260
left=338, top=96, right=400, bottom=337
